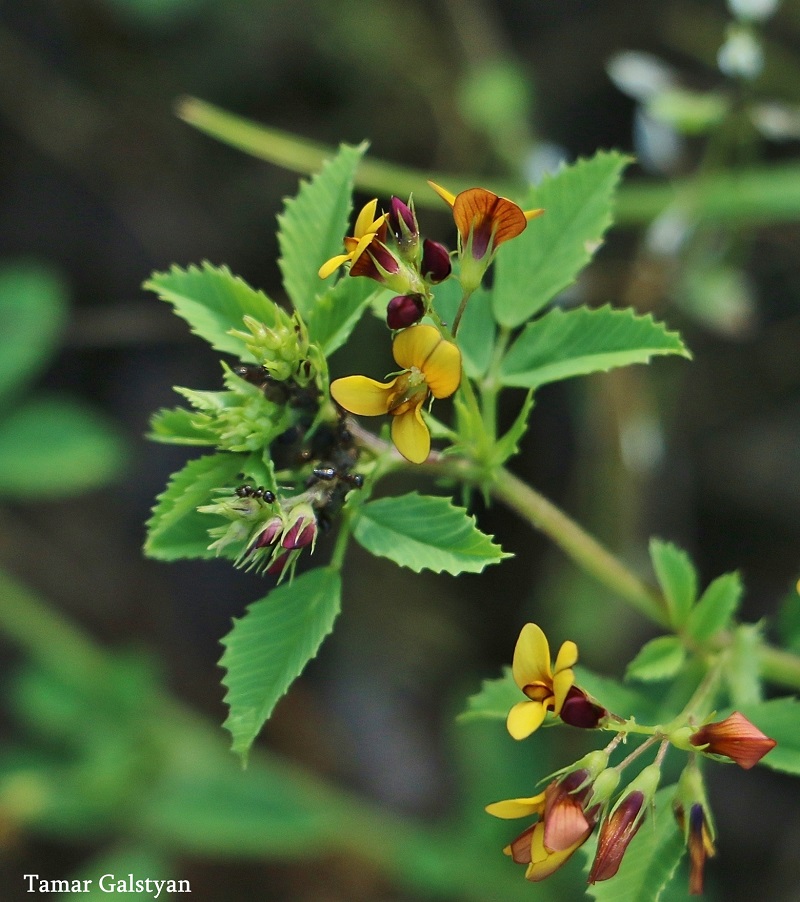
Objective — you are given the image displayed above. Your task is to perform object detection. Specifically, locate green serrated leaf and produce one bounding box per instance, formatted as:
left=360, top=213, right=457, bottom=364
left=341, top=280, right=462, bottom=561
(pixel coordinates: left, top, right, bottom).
left=492, top=391, right=534, bottom=467
left=220, top=567, right=341, bottom=761
left=0, top=396, right=126, bottom=498
left=650, top=539, right=698, bottom=628
left=686, top=572, right=742, bottom=642
left=145, top=262, right=281, bottom=359
left=724, top=624, right=763, bottom=707
left=148, top=406, right=219, bottom=445
left=492, top=152, right=630, bottom=328
left=145, top=453, right=245, bottom=561
left=626, top=636, right=687, bottom=683
left=0, top=263, right=68, bottom=404
left=458, top=666, right=519, bottom=722
left=499, top=306, right=690, bottom=390
left=306, top=277, right=378, bottom=356
left=736, top=697, right=800, bottom=775
left=432, top=281, right=495, bottom=378
left=353, top=492, right=509, bottom=575
left=278, top=143, right=367, bottom=319
left=584, top=786, right=685, bottom=902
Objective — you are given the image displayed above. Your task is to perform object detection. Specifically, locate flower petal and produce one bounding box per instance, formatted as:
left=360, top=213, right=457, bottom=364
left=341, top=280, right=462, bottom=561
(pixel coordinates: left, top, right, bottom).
left=526, top=823, right=585, bottom=882
left=354, top=199, right=379, bottom=238
left=551, top=667, right=575, bottom=716
left=330, top=375, right=396, bottom=416
left=424, top=338, right=462, bottom=398
left=392, top=323, right=442, bottom=370
left=507, top=700, right=547, bottom=740
left=525, top=207, right=545, bottom=222
left=512, top=623, right=553, bottom=690
left=554, top=640, right=579, bottom=673
left=427, top=179, right=456, bottom=207
left=318, top=254, right=351, bottom=279
left=453, top=189, right=529, bottom=256
left=485, top=793, right=546, bottom=820
left=391, top=401, right=430, bottom=463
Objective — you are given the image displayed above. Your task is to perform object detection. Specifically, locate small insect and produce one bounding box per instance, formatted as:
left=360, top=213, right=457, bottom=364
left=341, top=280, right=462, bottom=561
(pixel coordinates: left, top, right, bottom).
left=308, top=464, right=364, bottom=489
left=235, top=484, right=276, bottom=503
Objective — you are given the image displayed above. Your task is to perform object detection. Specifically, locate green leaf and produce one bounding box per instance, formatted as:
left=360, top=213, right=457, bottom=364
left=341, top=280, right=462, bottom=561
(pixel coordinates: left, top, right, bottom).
left=724, top=624, right=763, bottom=707
left=492, top=391, right=534, bottom=467
left=432, top=281, right=495, bottom=378
left=686, top=572, right=742, bottom=642
left=0, top=396, right=126, bottom=498
left=492, top=152, right=630, bottom=328
left=148, top=406, right=220, bottom=445
left=219, top=567, right=341, bottom=761
left=306, top=277, right=378, bottom=356
left=353, top=492, right=509, bottom=575
left=278, top=143, right=367, bottom=319
left=584, top=786, right=685, bottom=902
left=58, top=845, right=172, bottom=901
left=145, top=453, right=244, bottom=561
left=736, top=697, right=800, bottom=775
left=145, top=262, right=280, bottom=359
left=626, top=636, right=687, bottom=682
left=650, top=539, right=698, bottom=628
left=499, top=306, right=690, bottom=390
left=458, top=666, right=519, bottom=722
left=776, top=583, right=800, bottom=654
left=0, top=262, right=68, bottom=404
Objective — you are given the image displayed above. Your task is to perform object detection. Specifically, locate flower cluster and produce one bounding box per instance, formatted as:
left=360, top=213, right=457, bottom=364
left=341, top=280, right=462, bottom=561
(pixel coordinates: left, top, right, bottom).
left=321, top=186, right=542, bottom=462
left=487, top=623, right=777, bottom=893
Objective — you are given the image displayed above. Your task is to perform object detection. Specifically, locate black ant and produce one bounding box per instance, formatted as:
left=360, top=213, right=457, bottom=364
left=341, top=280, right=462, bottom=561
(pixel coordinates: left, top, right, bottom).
left=235, top=484, right=276, bottom=503
left=309, top=465, right=364, bottom=489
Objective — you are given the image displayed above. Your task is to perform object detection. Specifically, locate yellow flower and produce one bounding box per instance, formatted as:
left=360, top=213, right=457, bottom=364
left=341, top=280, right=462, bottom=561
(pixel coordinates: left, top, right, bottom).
left=330, top=324, right=461, bottom=464
left=506, top=623, right=578, bottom=740
left=318, top=199, right=389, bottom=279
left=427, top=181, right=543, bottom=261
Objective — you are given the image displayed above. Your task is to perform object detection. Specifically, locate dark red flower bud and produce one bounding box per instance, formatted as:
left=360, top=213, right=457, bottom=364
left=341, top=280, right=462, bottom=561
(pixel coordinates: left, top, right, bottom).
left=266, top=551, right=291, bottom=575
left=388, top=196, right=418, bottom=240
left=282, top=516, right=317, bottom=549
left=421, top=238, right=452, bottom=283
left=690, top=711, right=776, bottom=770
left=589, top=790, right=645, bottom=883
left=559, top=686, right=608, bottom=729
left=253, top=517, right=283, bottom=549
left=350, top=239, right=401, bottom=282
left=386, top=295, right=425, bottom=330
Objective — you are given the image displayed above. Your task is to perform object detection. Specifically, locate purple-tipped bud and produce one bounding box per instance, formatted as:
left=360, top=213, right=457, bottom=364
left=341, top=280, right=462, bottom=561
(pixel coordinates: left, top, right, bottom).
left=282, top=516, right=317, bottom=549
left=386, top=295, right=425, bottom=330
left=559, top=686, right=608, bottom=729
left=253, top=517, right=283, bottom=549
left=266, top=551, right=291, bottom=575
left=389, top=196, right=418, bottom=240
left=421, top=238, right=452, bottom=283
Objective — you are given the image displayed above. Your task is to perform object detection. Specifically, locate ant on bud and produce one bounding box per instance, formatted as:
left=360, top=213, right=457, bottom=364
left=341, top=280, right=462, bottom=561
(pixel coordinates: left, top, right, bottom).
left=235, top=484, right=276, bottom=504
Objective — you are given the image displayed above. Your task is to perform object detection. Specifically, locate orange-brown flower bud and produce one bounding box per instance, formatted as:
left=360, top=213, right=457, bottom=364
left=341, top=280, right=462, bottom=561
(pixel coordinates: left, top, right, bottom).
left=690, top=711, right=776, bottom=770
left=674, top=802, right=716, bottom=895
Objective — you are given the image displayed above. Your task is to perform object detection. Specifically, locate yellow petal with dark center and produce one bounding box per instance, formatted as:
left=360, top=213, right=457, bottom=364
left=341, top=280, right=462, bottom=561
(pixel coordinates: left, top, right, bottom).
left=485, top=793, right=546, bottom=820
left=427, top=179, right=456, bottom=207
left=512, top=623, right=553, bottom=690
left=330, top=375, right=396, bottom=416
left=354, top=199, right=379, bottom=238
left=318, top=254, right=351, bottom=279
left=551, top=667, right=575, bottom=716
left=424, top=337, right=462, bottom=398
left=390, top=401, right=430, bottom=463
left=554, top=640, right=579, bottom=673
left=507, top=699, right=547, bottom=740
left=392, top=323, right=442, bottom=371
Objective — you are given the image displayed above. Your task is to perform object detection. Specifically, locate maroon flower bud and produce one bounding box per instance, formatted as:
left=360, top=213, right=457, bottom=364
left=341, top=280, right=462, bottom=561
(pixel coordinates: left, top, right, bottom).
left=559, top=686, right=607, bottom=729
left=386, top=295, right=425, bottom=330
left=350, top=238, right=401, bottom=282
left=690, top=711, right=776, bottom=769
left=421, top=238, right=452, bottom=283
left=253, top=517, right=283, bottom=549
left=282, top=516, right=317, bottom=549
left=266, top=551, right=291, bottom=575
left=388, top=196, right=418, bottom=241
left=589, top=790, right=645, bottom=883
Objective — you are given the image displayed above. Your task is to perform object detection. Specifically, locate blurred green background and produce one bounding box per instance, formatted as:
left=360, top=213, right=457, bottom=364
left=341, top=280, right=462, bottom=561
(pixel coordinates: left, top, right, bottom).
left=1, top=0, right=799, bottom=899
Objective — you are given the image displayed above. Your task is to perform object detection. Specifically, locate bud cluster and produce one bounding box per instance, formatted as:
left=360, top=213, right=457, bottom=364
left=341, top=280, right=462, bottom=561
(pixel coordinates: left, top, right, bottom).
left=230, top=312, right=324, bottom=388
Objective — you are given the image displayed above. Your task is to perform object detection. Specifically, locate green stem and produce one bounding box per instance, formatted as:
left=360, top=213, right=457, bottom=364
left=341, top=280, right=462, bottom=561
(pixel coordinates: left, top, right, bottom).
left=451, top=289, right=474, bottom=336
left=758, top=643, right=800, bottom=693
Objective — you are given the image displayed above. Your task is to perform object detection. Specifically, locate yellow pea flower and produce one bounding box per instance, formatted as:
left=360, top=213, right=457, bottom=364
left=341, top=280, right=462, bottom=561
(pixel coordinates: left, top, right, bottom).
left=506, top=623, right=578, bottom=740
left=318, top=198, right=390, bottom=279
left=330, top=324, right=461, bottom=464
